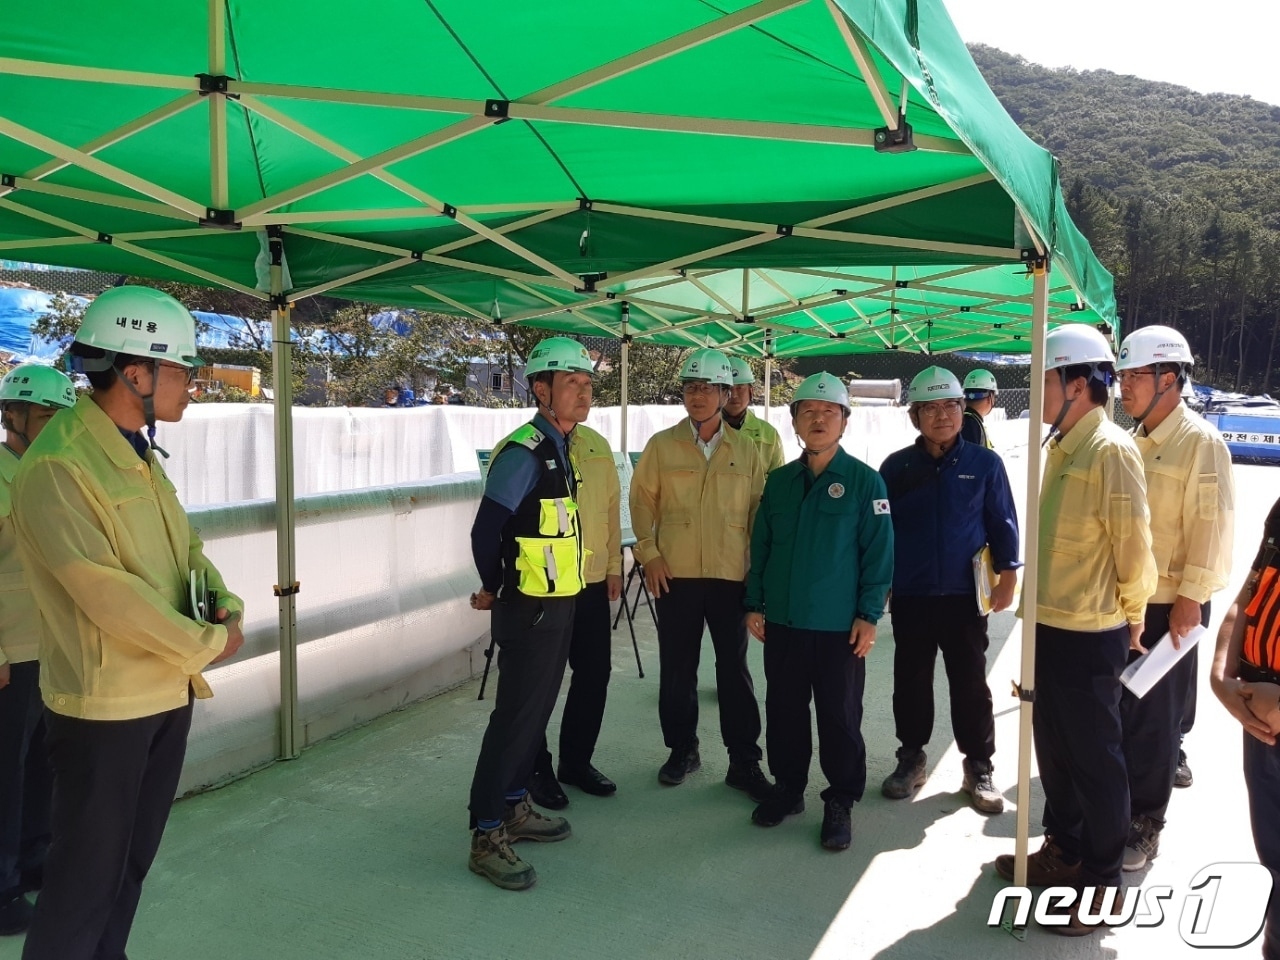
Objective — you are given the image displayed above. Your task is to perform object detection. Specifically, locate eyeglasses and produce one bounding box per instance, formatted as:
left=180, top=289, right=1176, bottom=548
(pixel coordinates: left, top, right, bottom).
left=917, top=399, right=963, bottom=418
left=682, top=382, right=722, bottom=395
left=1115, top=370, right=1157, bottom=384
left=155, top=361, right=198, bottom=385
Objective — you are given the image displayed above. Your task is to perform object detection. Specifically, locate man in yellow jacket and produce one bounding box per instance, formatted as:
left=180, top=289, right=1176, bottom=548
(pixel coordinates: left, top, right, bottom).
left=527, top=422, right=624, bottom=808
left=13, top=287, right=244, bottom=960
left=725, top=356, right=784, bottom=473
left=631, top=348, right=770, bottom=799
left=0, top=365, right=76, bottom=937
left=1115, top=326, right=1234, bottom=870
left=995, top=325, right=1156, bottom=937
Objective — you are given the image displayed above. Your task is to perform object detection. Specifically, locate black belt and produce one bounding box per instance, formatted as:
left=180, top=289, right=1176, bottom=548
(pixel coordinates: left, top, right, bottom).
left=1238, top=660, right=1280, bottom=685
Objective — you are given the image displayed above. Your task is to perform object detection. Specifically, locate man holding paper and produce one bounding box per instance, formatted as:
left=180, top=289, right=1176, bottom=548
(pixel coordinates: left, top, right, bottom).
left=1116, top=326, right=1234, bottom=871
left=879, top=366, right=1020, bottom=814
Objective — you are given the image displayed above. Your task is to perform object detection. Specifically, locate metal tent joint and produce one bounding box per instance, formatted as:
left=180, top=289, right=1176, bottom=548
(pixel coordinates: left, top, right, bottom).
left=874, top=113, right=915, bottom=153
left=576, top=272, right=607, bottom=293
left=775, top=224, right=793, bottom=236
left=95, top=232, right=113, bottom=245
left=0, top=174, right=15, bottom=189
left=738, top=314, right=755, bottom=325
left=578, top=197, right=593, bottom=211
left=273, top=581, right=301, bottom=598
left=441, top=204, right=458, bottom=219
left=828, top=331, right=847, bottom=339
left=410, top=250, right=423, bottom=261
left=620, top=334, right=633, bottom=344
left=196, top=74, right=237, bottom=98
left=960, top=305, right=971, bottom=313
left=268, top=293, right=289, bottom=310
left=1011, top=681, right=1035, bottom=703
left=200, top=207, right=240, bottom=230
left=895, top=279, right=909, bottom=288
left=484, top=99, right=510, bottom=120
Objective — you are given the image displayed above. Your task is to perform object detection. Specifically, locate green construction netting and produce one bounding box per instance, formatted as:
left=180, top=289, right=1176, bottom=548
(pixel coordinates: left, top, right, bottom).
left=0, top=0, right=1115, bottom=350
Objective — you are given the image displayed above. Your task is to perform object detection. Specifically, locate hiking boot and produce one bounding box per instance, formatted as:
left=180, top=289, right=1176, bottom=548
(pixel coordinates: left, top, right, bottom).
left=658, top=744, right=702, bottom=785
left=528, top=766, right=569, bottom=810
left=751, top=786, right=805, bottom=827
left=1174, top=749, right=1193, bottom=789
left=725, top=760, right=774, bottom=803
left=469, top=825, right=537, bottom=891
left=504, top=794, right=571, bottom=843
left=961, top=758, right=1004, bottom=814
left=995, top=836, right=1082, bottom=885
left=0, top=893, right=32, bottom=936
left=1048, top=886, right=1127, bottom=937
left=881, top=748, right=927, bottom=799
left=820, top=799, right=853, bottom=851
left=1122, top=815, right=1161, bottom=872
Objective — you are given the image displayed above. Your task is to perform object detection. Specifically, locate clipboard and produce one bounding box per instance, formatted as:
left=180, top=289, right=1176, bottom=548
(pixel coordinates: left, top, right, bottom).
left=973, top=546, right=998, bottom=616
left=190, top=568, right=215, bottom=625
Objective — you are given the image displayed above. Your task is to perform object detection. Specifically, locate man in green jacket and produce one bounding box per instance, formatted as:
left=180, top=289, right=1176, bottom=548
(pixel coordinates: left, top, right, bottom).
left=745, top=373, right=894, bottom=851
left=725, top=356, right=784, bottom=473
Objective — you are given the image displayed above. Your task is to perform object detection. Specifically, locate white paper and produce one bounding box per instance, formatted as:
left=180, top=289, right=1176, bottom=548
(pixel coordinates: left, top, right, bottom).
left=1120, top=625, right=1207, bottom=698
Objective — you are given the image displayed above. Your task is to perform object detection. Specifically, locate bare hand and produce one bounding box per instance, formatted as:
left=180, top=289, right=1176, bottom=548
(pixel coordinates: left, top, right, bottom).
left=606, top=574, right=623, bottom=603
left=1129, top=621, right=1148, bottom=655
left=849, top=618, right=876, bottom=658
left=991, top=571, right=1017, bottom=613
left=470, top=588, right=496, bottom=611
left=0, top=662, right=9, bottom=690
left=1167, top=595, right=1202, bottom=650
left=209, top=610, right=244, bottom=665
left=1244, top=682, right=1280, bottom=736
left=644, top=558, right=672, bottom=598
left=1212, top=675, right=1276, bottom=745
left=745, top=612, right=766, bottom=643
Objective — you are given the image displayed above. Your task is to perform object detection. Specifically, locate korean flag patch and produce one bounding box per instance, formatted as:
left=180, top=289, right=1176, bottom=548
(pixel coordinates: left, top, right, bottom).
left=872, top=498, right=891, bottom=516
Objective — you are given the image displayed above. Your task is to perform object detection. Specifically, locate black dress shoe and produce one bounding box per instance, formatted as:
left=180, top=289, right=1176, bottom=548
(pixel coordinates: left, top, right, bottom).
left=658, top=745, right=702, bottom=785
left=820, top=798, right=852, bottom=851
left=725, top=760, right=774, bottom=804
left=528, top=768, right=569, bottom=810
left=558, top=763, right=617, bottom=796
left=752, top=788, right=804, bottom=827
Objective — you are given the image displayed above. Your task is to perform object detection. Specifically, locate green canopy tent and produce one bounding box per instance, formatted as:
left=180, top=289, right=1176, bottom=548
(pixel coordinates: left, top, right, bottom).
left=0, top=0, right=1116, bottom=897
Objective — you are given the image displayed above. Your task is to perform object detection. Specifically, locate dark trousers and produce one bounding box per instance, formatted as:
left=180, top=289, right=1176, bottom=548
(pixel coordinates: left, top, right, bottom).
left=890, top=595, right=995, bottom=763
left=1033, top=622, right=1130, bottom=888
left=1180, top=645, right=1199, bottom=740
left=22, top=699, right=194, bottom=960
left=1244, top=732, right=1280, bottom=960
left=762, top=623, right=867, bottom=804
left=0, top=661, right=50, bottom=898
left=469, top=593, right=575, bottom=823
left=1121, top=600, right=1210, bottom=824
left=535, top=579, right=612, bottom=773
left=655, top=578, right=761, bottom=763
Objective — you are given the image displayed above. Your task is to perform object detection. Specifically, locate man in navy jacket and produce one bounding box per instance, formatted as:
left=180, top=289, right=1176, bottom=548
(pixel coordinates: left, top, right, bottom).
left=879, top=367, right=1020, bottom=813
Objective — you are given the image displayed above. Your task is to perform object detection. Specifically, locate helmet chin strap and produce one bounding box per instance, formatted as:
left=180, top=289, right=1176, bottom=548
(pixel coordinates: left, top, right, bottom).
left=687, top=388, right=724, bottom=430
left=118, top=369, right=170, bottom=459
left=1043, top=368, right=1073, bottom=448
left=1131, top=363, right=1175, bottom=428
left=2, top=407, right=30, bottom=451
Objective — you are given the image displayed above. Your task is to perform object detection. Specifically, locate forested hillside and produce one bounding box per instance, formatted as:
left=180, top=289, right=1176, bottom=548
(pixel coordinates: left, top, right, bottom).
left=971, top=44, right=1280, bottom=392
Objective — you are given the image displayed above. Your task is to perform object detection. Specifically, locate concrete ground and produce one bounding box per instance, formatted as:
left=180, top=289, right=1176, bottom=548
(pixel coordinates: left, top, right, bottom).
left=2, top=464, right=1275, bottom=960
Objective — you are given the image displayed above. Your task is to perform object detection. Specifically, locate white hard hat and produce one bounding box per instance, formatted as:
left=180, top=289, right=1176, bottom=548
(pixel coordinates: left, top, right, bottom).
left=72, top=286, right=203, bottom=369
left=789, top=372, right=850, bottom=415
left=680, top=348, right=733, bottom=386
left=526, top=336, right=594, bottom=376
left=0, top=364, right=76, bottom=409
left=1116, top=325, right=1194, bottom=371
left=907, top=366, right=963, bottom=403
left=962, top=369, right=999, bottom=395
left=1045, top=325, right=1115, bottom=372
left=728, top=356, right=755, bottom=386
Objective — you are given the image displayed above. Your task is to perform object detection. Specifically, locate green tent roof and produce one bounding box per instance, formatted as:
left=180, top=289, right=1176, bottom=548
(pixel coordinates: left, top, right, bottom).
left=0, top=0, right=1114, bottom=347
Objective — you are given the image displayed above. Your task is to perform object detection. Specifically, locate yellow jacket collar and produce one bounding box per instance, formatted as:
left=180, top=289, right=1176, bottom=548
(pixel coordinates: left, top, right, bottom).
left=75, top=396, right=150, bottom=470
left=1056, top=405, right=1107, bottom=456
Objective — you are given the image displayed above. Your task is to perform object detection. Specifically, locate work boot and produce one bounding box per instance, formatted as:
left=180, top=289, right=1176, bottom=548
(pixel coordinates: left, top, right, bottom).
left=658, top=743, right=702, bottom=785
left=995, top=836, right=1082, bottom=885
left=961, top=758, right=1004, bottom=814
left=1174, top=749, right=1193, bottom=788
left=0, top=893, right=32, bottom=936
left=881, top=748, right=927, bottom=799
left=1048, top=886, right=1127, bottom=937
left=504, top=794, right=571, bottom=843
left=1122, top=815, right=1161, bottom=871
left=725, top=760, right=774, bottom=803
left=820, top=799, right=853, bottom=851
left=528, top=765, right=569, bottom=810
left=751, top=786, right=805, bottom=827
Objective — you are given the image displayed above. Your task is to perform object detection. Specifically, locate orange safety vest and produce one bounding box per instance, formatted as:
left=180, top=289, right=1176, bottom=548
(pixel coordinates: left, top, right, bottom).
left=1243, top=536, right=1280, bottom=673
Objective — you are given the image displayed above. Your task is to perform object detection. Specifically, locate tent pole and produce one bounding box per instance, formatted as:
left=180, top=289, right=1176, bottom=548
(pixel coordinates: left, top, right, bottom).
left=620, top=306, right=630, bottom=456
left=269, top=240, right=301, bottom=760
left=1011, top=258, right=1049, bottom=901
left=763, top=330, right=773, bottom=414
